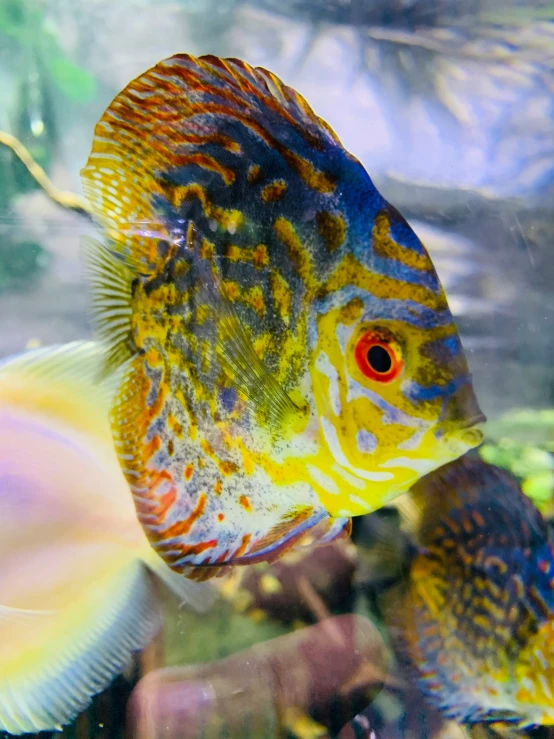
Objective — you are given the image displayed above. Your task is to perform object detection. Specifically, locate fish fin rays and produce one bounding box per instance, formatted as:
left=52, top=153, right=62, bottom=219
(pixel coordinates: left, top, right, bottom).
left=0, top=605, right=55, bottom=624
left=82, top=237, right=136, bottom=378
left=144, top=549, right=218, bottom=612
left=0, top=341, right=121, bottom=439
left=83, top=225, right=301, bottom=429
left=231, top=508, right=347, bottom=566
left=0, top=564, right=159, bottom=735
left=190, top=229, right=302, bottom=428
left=0, top=340, right=116, bottom=405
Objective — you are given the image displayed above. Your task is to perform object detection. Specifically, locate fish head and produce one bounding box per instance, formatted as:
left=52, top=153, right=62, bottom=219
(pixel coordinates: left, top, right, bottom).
left=306, top=212, right=485, bottom=517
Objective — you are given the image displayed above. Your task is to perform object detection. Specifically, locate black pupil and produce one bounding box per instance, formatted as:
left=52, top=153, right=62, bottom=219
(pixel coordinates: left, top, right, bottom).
left=367, top=345, right=392, bottom=373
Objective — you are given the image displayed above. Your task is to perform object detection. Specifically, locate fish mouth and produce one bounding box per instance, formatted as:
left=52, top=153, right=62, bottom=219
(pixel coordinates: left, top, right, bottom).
left=439, top=381, right=486, bottom=448
left=441, top=381, right=486, bottom=429
left=455, top=411, right=487, bottom=431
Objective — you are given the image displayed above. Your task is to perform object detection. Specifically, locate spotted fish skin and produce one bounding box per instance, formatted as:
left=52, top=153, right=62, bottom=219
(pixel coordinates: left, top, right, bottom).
left=81, top=54, right=484, bottom=580
left=388, top=454, right=554, bottom=727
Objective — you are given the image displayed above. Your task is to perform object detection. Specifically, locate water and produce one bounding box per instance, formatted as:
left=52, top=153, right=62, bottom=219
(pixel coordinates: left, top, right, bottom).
left=0, top=1, right=553, bottom=737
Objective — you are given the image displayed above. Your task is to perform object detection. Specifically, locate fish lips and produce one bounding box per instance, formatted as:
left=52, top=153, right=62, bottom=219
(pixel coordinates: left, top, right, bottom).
left=439, top=381, right=486, bottom=446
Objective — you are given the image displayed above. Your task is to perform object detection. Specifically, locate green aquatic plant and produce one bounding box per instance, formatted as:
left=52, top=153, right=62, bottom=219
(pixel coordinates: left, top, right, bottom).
left=479, top=409, right=554, bottom=509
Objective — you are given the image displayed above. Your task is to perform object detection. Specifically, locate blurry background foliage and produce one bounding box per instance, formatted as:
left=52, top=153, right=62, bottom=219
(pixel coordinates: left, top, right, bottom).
left=0, top=0, right=98, bottom=294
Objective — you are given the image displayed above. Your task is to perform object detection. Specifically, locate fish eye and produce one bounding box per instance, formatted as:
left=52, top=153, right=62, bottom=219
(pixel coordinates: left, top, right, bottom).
left=354, top=330, right=403, bottom=383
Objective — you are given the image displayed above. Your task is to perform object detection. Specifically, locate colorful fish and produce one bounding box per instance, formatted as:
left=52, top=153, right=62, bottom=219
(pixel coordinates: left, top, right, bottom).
left=386, top=453, right=554, bottom=727
left=0, top=342, right=210, bottom=735
left=80, top=53, right=484, bottom=580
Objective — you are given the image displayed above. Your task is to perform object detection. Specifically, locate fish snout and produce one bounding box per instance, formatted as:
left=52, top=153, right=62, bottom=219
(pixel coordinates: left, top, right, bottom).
left=442, top=381, right=486, bottom=446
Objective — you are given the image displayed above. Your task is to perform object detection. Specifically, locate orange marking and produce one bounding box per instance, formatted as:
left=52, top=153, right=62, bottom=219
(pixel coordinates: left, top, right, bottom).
left=323, top=253, right=445, bottom=310
left=201, top=439, right=216, bottom=458
left=239, top=495, right=252, bottom=511
left=247, top=164, right=262, bottom=183
left=236, top=439, right=255, bottom=476
left=212, top=207, right=244, bottom=232
left=154, top=489, right=177, bottom=522
left=274, top=217, right=314, bottom=287
left=233, top=533, right=252, bottom=559
left=214, top=478, right=223, bottom=495
left=144, top=469, right=174, bottom=495
left=220, top=460, right=239, bottom=475
left=152, top=145, right=236, bottom=185
left=158, top=492, right=207, bottom=539
left=215, top=548, right=231, bottom=564
left=184, top=463, right=194, bottom=481
left=150, top=99, right=333, bottom=194
left=200, top=238, right=215, bottom=260
left=167, top=413, right=184, bottom=437
left=316, top=210, right=346, bottom=252
left=163, top=131, right=241, bottom=153
left=225, top=243, right=268, bottom=269
left=159, top=539, right=217, bottom=559
left=286, top=149, right=335, bottom=193
left=244, top=286, right=266, bottom=316
left=217, top=513, right=225, bottom=522
left=165, top=182, right=210, bottom=213
left=249, top=506, right=313, bottom=554
left=372, top=210, right=433, bottom=272
left=269, top=270, right=292, bottom=324
left=162, top=55, right=340, bottom=152
left=225, top=245, right=242, bottom=261
left=461, top=514, right=473, bottom=534
left=252, top=244, right=268, bottom=268
left=261, top=179, right=287, bottom=203
left=472, top=510, right=486, bottom=528
left=222, top=280, right=240, bottom=301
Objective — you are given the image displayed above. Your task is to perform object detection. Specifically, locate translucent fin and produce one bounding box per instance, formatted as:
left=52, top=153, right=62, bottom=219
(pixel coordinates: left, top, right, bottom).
left=352, top=508, right=415, bottom=586
left=318, top=516, right=352, bottom=544
left=81, top=237, right=136, bottom=377
left=0, top=340, right=115, bottom=401
left=0, top=342, right=214, bottom=733
left=143, top=548, right=217, bottom=612
left=0, top=341, right=118, bottom=442
left=231, top=507, right=328, bottom=566
left=412, top=452, right=547, bottom=545
left=390, top=491, right=423, bottom=533
left=0, top=563, right=159, bottom=735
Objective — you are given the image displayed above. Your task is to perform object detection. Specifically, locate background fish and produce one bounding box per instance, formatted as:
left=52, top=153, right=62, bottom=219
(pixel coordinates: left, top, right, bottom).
left=385, top=454, right=554, bottom=727
left=80, top=53, right=484, bottom=581
left=0, top=341, right=211, bottom=735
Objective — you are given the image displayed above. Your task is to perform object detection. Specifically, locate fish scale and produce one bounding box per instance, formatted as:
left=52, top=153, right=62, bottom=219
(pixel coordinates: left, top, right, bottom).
left=81, top=53, right=484, bottom=580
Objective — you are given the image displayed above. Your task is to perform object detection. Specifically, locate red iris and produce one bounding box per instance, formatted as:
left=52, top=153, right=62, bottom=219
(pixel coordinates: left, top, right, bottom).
left=354, top=331, right=403, bottom=383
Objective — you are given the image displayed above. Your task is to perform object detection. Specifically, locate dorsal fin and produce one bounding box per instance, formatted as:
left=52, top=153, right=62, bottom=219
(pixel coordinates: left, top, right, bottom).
left=412, top=452, right=548, bottom=546
left=81, top=237, right=135, bottom=377
left=80, top=53, right=353, bottom=275
left=414, top=454, right=554, bottom=627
